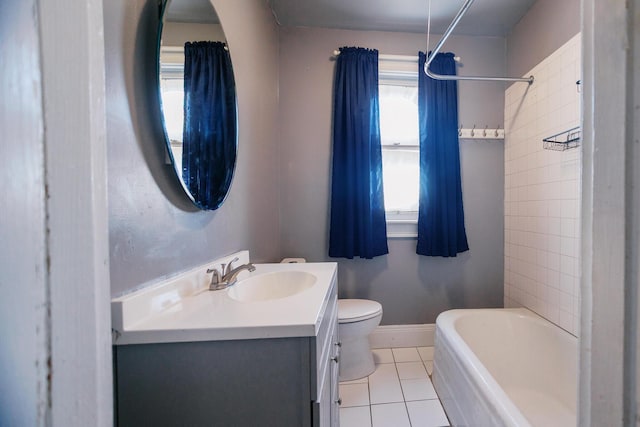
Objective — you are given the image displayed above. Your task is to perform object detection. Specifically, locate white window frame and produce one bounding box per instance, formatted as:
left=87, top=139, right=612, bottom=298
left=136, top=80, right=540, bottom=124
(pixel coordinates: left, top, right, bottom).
left=379, top=58, right=420, bottom=238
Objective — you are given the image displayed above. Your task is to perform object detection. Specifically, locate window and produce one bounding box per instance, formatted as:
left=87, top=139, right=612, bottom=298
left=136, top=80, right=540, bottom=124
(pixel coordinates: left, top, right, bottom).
left=379, top=63, right=420, bottom=237
left=160, top=81, right=185, bottom=172
left=159, top=47, right=186, bottom=172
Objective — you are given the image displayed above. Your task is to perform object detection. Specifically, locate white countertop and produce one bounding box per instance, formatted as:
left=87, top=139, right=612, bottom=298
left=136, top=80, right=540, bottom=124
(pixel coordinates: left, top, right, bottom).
left=112, top=261, right=337, bottom=345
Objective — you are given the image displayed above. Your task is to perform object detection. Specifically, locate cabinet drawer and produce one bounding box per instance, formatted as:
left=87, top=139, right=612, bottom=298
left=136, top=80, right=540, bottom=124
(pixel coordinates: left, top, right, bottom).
left=310, top=276, right=338, bottom=401
left=316, top=301, right=338, bottom=398
left=312, top=300, right=339, bottom=426
left=317, top=285, right=337, bottom=362
left=315, top=275, right=337, bottom=360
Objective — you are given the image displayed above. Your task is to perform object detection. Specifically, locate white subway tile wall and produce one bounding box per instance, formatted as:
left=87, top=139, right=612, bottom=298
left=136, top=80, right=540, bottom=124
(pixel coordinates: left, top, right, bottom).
left=504, top=33, right=582, bottom=336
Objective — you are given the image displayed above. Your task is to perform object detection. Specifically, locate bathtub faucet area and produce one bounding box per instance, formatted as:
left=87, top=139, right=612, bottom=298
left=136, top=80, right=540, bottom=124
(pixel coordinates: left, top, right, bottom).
left=207, top=257, right=256, bottom=290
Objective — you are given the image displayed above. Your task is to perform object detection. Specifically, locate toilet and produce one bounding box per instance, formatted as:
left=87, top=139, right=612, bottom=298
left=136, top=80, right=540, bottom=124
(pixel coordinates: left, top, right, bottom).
left=338, top=299, right=383, bottom=381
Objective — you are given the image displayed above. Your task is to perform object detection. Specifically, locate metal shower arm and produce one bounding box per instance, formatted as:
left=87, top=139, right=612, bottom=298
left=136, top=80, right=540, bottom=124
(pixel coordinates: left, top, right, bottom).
left=424, top=0, right=534, bottom=84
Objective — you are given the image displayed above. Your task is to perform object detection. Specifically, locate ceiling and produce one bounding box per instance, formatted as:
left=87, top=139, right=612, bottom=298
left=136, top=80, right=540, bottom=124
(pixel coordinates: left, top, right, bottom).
left=267, top=0, right=537, bottom=37
left=165, top=0, right=219, bottom=24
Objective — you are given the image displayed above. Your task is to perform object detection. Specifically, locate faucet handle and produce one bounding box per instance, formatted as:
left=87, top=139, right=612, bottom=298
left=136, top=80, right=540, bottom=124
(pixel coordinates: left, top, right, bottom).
left=207, top=267, right=222, bottom=285
left=223, top=257, right=240, bottom=275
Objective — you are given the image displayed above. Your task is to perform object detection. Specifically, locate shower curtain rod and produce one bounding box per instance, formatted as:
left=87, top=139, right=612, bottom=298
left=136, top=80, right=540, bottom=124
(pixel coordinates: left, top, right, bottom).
left=424, top=0, right=534, bottom=84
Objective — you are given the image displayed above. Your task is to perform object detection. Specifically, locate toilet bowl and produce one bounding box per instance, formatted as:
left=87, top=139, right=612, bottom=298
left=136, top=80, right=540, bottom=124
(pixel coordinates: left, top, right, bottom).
left=338, top=299, right=383, bottom=381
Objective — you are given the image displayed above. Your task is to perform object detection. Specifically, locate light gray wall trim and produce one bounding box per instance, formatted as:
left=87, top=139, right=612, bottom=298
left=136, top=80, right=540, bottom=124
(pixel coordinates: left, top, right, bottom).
left=369, top=324, right=436, bottom=349
left=580, top=0, right=640, bottom=424
left=105, top=0, right=281, bottom=297
left=631, top=0, right=640, bottom=420
left=506, top=0, right=580, bottom=79
left=40, top=0, right=113, bottom=424
left=1, top=0, right=112, bottom=424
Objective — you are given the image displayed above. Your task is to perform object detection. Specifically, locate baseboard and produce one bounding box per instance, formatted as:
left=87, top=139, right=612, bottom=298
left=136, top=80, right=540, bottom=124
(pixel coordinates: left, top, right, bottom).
left=369, top=324, right=436, bottom=349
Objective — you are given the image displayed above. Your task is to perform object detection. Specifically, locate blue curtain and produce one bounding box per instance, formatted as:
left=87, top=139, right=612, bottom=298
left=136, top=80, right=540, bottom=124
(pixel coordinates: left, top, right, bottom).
left=329, top=47, right=388, bottom=259
left=183, top=41, right=236, bottom=210
left=417, top=52, right=469, bottom=257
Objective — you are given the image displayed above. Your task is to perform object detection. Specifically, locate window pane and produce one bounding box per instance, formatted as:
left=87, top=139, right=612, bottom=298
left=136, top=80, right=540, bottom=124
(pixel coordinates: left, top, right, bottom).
left=379, top=84, right=419, bottom=146
left=160, top=80, right=185, bottom=173
left=382, top=148, right=419, bottom=213
left=160, top=87, right=184, bottom=143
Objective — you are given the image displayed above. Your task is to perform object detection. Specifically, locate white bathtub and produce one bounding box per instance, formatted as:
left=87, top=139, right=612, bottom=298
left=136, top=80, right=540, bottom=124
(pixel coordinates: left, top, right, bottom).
left=432, top=308, right=577, bottom=427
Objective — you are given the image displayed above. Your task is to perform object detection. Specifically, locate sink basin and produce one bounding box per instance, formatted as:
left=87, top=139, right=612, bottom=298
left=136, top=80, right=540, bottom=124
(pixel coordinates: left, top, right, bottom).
left=227, top=271, right=316, bottom=302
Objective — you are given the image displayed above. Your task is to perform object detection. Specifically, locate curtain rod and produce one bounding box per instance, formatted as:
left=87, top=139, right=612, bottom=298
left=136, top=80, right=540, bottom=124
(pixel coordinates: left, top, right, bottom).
left=424, top=0, right=533, bottom=84
left=161, top=44, right=229, bottom=53
left=332, top=50, right=460, bottom=62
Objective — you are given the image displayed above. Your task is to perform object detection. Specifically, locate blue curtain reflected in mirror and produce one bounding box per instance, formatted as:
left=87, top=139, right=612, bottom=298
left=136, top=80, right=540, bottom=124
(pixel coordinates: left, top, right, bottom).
left=182, top=41, right=237, bottom=210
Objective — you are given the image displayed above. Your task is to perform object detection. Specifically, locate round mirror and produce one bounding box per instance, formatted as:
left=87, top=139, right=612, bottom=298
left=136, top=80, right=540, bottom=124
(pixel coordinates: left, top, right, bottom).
left=158, top=0, right=237, bottom=210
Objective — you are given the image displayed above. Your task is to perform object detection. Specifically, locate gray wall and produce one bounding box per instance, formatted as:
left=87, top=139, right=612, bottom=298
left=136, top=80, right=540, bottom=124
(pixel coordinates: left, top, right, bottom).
left=162, top=22, right=225, bottom=46
left=105, top=0, right=281, bottom=297
left=278, top=27, right=506, bottom=324
left=507, top=0, right=581, bottom=78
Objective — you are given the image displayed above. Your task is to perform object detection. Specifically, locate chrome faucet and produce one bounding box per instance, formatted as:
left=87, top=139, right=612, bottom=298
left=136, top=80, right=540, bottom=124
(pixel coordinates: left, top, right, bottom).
left=207, top=257, right=256, bottom=291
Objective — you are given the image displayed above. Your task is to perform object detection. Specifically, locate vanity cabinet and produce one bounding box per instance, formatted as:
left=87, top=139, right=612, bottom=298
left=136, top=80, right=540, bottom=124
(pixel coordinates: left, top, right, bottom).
left=114, top=280, right=340, bottom=427
left=312, top=286, right=340, bottom=427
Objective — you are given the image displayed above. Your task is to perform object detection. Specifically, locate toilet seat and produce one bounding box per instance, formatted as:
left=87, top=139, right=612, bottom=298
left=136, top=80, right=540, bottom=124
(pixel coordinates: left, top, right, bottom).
left=338, top=299, right=383, bottom=324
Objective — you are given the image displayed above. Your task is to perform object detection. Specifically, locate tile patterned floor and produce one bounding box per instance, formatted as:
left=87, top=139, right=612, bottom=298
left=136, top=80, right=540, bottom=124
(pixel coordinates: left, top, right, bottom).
left=339, top=347, right=449, bottom=427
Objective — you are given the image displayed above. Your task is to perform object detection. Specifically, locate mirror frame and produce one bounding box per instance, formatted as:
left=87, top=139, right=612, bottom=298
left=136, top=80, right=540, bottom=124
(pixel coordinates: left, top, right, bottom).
left=156, top=0, right=238, bottom=210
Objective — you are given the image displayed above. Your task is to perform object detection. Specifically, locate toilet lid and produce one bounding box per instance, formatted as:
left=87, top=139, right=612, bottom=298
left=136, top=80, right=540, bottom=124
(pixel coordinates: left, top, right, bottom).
left=338, top=299, right=383, bottom=323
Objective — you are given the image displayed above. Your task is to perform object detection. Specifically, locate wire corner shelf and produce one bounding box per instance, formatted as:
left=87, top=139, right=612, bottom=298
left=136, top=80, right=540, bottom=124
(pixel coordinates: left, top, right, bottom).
left=542, top=126, right=581, bottom=151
